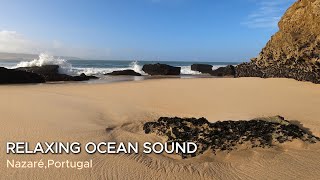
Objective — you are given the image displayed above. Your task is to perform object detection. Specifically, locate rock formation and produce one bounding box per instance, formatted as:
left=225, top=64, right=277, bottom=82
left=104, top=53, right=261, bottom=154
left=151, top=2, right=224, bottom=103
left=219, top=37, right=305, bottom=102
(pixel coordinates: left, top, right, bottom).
left=0, top=67, right=45, bottom=84
left=16, top=65, right=98, bottom=82
left=191, top=64, right=213, bottom=74
left=210, top=65, right=236, bottom=77
left=106, top=69, right=142, bottom=76
left=144, top=116, right=319, bottom=158
left=142, top=63, right=181, bottom=75
left=236, top=0, right=320, bottom=83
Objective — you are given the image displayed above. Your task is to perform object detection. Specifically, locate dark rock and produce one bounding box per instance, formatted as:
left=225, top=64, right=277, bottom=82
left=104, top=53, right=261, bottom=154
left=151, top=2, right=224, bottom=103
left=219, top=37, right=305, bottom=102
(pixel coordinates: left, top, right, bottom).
left=106, top=69, right=142, bottom=76
left=142, top=63, right=181, bottom=75
left=0, top=67, right=45, bottom=84
left=144, top=116, right=319, bottom=159
left=72, top=73, right=99, bottom=81
left=191, top=64, right=213, bottom=74
left=235, top=62, right=264, bottom=78
left=16, top=65, right=60, bottom=76
left=210, top=65, right=236, bottom=77
left=235, top=62, right=320, bottom=83
left=16, top=65, right=98, bottom=82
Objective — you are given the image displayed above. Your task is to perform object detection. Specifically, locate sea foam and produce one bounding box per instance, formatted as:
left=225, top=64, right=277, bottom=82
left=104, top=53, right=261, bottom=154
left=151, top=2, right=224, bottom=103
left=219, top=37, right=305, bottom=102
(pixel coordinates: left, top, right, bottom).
left=15, top=53, right=74, bottom=75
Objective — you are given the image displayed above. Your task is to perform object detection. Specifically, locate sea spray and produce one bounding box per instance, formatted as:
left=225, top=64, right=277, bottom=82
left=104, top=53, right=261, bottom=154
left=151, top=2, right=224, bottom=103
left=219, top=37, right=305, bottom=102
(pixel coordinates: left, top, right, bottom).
left=129, top=60, right=144, bottom=74
left=73, top=60, right=145, bottom=75
left=15, top=53, right=74, bottom=75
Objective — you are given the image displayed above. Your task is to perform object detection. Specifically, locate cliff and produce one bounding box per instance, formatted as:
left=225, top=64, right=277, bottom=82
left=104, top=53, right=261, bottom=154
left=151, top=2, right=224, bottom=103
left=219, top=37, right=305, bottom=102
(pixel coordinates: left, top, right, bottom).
left=237, top=0, right=320, bottom=83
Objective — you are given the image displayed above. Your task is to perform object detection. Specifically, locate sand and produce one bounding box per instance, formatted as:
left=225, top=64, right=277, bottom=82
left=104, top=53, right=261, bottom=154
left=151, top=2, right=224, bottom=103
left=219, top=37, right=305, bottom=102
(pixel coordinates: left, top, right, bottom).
left=1, top=77, right=320, bottom=180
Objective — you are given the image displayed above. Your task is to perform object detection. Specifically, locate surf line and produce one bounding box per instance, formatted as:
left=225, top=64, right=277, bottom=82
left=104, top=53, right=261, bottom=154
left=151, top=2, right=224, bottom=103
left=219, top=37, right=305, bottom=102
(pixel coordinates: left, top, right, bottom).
left=6, top=141, right=198, bottom=155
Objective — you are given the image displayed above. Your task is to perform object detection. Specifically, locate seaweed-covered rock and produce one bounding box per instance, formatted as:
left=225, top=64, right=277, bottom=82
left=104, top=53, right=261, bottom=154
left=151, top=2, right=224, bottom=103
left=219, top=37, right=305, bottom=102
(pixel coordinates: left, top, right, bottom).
left=144, top=116, right=320, bottom=158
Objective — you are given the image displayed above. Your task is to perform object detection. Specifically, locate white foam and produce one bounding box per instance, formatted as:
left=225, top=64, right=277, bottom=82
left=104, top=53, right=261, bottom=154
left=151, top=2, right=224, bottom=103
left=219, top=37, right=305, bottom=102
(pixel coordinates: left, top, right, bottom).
left=12, top=53, right=227, bottom=76
left=73, top=60, right=145, bottom=76
left=14, top=53, right=74, bottom=75
left=180, top=65, right=225, bottom=75
left=180, top=66, right=202, bottom=75
left=130, top=61, right=144, bottom=74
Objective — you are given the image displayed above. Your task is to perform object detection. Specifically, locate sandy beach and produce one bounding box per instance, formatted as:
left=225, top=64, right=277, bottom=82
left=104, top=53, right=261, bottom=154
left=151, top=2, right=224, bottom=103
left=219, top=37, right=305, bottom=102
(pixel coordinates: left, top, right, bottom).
left=1, top=77, right=320, bottom=179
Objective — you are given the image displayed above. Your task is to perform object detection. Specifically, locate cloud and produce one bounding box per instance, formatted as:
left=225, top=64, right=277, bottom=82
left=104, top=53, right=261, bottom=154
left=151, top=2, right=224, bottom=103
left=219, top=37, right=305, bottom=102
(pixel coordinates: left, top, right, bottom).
left=0, top=30, right=40, bottom=54
left=243, top=0, right=295, bottom=29
left=0, top=30, right=111, bottom=59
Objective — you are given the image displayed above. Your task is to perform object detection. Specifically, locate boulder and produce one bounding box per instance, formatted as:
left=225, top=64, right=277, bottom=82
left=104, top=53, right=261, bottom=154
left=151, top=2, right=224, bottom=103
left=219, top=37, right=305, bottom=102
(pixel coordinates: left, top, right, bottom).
left=191, top=64, right=213, bottom=74
left=210, top=65, right=236, bottom=77
left=106, top=69, right=142, bottom=76
left=142, top=63, right=181, bottom=75
left=236, top=0, right=320, bottom=83
left=16, top=65, right=60, bottom=76
left=0, top=67, right=45, bottom=84
left=16, top=65, right=98, bottom=81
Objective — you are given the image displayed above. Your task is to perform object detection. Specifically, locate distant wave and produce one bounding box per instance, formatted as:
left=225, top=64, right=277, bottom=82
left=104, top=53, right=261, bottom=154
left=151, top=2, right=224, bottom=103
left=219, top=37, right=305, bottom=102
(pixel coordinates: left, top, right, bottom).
left=11, top=53, right=226, bottom=76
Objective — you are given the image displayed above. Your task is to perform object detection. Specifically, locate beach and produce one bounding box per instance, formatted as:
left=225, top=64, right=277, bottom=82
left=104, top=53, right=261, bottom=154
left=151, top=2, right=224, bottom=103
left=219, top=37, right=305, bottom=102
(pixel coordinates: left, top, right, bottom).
left=1, top=77, right=320, bottom=179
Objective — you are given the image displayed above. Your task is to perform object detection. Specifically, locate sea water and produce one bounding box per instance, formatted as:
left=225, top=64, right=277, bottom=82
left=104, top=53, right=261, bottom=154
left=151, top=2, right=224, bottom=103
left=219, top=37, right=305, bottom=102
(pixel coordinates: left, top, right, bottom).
left=0, top=53, right=239, bottom=83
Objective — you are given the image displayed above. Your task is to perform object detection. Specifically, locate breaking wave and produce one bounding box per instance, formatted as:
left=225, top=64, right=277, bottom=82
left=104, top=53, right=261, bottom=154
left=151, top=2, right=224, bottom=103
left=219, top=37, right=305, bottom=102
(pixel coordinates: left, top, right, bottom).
left=73, top=61, right=145, bottom=75
left=14, top=53, right=74, bottom=75
left=11, top=53, right=227, bottom=76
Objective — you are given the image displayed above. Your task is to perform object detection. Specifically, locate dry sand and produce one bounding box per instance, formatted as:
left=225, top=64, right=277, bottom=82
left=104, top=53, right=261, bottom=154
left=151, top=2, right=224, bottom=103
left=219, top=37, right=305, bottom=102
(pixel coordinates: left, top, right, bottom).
left=1, top=77, right=320, bottom=180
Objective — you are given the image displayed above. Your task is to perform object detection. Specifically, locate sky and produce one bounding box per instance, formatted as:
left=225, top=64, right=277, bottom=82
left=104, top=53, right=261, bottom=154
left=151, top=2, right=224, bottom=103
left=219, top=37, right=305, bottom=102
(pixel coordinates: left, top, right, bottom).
left=0, top=0, right=295, bottom=61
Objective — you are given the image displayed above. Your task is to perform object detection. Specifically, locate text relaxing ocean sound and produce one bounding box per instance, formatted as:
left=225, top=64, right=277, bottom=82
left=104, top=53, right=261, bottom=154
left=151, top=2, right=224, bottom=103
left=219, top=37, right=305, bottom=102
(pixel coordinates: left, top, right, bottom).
left=6, top=142, right=197, bottom=154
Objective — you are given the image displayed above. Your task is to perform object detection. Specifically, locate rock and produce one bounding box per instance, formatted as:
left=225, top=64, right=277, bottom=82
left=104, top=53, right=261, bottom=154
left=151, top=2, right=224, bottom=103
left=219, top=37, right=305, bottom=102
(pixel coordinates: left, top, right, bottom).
left=106, top=69, right=142, bottom=76
left=144, top=116, right=319, bottom=159
left=16, top=65, right=60, bottom=76
left=236, top=0, right=320, bottom=83
left=210, top=65, right=236, bottom=77
left=235, top=62, right=264, bottom=78
left=191, top=64, right=213, bottom=74
left=72, top=73, right=99, bottom=81
left=16, top=65, right=98, bottom=81
left=142, top=63, right=181, bottom=75
left=0, top=67, right=45, bottom=84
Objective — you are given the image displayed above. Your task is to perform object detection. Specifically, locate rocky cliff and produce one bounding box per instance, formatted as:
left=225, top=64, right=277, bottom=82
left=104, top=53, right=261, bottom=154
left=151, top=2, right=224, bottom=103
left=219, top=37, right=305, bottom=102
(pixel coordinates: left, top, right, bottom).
left=236, top=0, right=320, bottom=83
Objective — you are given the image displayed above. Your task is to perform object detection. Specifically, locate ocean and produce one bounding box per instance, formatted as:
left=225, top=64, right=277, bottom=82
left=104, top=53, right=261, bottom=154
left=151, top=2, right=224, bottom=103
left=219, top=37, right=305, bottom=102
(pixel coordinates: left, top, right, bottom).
left=0, top=53, right=239, bottom=83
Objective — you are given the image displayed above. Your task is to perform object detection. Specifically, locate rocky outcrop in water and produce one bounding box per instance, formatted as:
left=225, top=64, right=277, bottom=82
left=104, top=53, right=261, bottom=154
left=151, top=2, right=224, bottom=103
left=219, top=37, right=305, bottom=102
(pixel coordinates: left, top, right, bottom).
left=106, top=69, right=142, bottom=76
left=0, top=67, right=45, bottom=84
left=191, top=64, right=213, bottom=74
left=144, top=116, right=319, bottom=158
left=236, top=0, right=320, bottom=83
left=142, top=63, right=181, bottom=75
left=16, top=65, right=98, bottom=82
left=210, top=65, right=236, bottom=77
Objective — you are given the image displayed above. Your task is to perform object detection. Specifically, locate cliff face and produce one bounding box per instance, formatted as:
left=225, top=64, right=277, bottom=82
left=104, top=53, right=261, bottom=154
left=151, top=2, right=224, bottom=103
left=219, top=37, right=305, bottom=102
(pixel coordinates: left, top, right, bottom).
left=237, top=0, right=320, bottom=83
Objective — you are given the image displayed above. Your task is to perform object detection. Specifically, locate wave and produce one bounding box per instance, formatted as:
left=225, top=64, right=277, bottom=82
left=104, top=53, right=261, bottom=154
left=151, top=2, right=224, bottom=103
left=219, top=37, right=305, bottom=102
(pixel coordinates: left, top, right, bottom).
left=180, top=65, right=225, bottom=75
left=14, top=53, right=74, bottom=75
left=12, top=53, right=226, bottom=76
left=13, top=53, right=145, bottom=76
left=72, top=61, right=145, bottom=75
